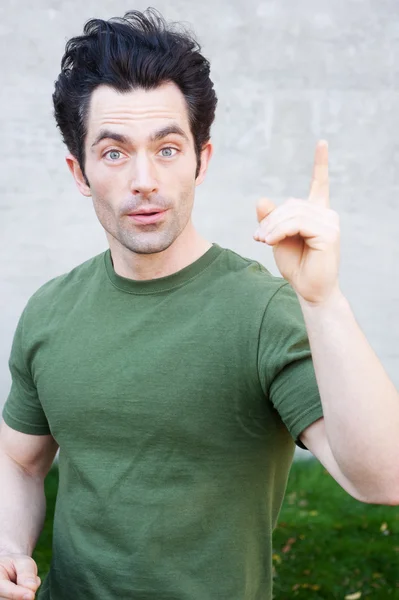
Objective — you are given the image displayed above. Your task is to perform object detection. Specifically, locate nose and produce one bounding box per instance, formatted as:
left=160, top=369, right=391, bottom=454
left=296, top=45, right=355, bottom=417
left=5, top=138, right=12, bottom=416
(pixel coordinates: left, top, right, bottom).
left=130, top=152, right=158, bottom=196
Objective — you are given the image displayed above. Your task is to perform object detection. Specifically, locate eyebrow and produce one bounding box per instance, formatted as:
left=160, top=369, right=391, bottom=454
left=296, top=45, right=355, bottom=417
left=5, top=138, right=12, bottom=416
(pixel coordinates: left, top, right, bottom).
left=91, top=124, right=189, bottom=148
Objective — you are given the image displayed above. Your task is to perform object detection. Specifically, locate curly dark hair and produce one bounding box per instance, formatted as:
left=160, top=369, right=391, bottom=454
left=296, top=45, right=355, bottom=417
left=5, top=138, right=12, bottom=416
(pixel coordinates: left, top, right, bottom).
left=53, top=7, right=218, bottom=183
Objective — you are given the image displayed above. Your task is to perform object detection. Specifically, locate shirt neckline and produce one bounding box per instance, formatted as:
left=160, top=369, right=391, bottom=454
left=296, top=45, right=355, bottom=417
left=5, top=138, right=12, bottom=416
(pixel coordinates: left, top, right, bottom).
left=103, top=243, right=223, bottom=295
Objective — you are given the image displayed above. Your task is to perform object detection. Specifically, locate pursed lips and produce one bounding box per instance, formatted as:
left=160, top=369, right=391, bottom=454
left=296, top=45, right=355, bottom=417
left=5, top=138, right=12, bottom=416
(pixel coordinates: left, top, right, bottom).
left=127, top=207, right=168, bottom=224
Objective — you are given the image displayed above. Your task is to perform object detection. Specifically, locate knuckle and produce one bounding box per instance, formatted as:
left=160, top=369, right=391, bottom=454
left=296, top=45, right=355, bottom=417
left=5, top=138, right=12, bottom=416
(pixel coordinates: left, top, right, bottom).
left=327, top=227, right=340, bottom=243
left=327, top=209, right=340, bottom=224
left=0, top=581, right=16, bottom=599
left=16, top=556, right=37, bottom=574
left=285, top=197, right=300, bottom=208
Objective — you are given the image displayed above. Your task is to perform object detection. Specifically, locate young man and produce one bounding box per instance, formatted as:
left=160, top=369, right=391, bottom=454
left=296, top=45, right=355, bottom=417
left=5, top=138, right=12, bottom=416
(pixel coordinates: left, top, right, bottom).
left=0, top=8, right=398, bottom=600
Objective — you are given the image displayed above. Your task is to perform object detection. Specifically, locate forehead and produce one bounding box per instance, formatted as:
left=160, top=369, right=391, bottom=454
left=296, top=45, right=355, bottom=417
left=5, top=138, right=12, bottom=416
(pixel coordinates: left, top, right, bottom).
left=86, top=82, right=191, bottom=142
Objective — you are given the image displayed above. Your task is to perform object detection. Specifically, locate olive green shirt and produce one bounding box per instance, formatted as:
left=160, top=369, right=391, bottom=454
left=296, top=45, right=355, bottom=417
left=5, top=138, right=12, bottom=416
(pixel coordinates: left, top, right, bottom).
left=3, top=243, right=323, bottom=599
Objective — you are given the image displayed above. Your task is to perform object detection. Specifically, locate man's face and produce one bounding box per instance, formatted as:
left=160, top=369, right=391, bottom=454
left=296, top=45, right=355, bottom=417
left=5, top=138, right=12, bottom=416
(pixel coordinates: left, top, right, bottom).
left=70, top=82, right=211, bottom=255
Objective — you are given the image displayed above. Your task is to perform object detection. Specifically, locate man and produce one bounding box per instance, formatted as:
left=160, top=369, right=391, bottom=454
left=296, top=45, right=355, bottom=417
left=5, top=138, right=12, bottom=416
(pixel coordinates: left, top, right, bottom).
left=0, top=8, right=398, bottom=600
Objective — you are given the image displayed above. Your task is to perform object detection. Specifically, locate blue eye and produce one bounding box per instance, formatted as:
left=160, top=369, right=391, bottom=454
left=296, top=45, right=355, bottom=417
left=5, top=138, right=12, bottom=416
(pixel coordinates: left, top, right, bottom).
left=160, top=147, right=177, bottom=158
left=107, top=150, right=121, bottom=160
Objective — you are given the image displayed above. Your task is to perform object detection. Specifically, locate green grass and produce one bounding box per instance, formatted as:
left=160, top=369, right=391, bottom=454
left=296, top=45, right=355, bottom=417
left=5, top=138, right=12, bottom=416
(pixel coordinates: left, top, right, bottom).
left=272, top=460, right=399, bottom=599
left=34, top=460, right=399, bottom=599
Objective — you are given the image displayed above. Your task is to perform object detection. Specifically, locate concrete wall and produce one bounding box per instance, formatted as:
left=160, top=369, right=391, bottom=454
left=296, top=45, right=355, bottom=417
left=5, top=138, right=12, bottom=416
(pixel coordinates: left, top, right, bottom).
left=2, top=0, right=398, bottom=415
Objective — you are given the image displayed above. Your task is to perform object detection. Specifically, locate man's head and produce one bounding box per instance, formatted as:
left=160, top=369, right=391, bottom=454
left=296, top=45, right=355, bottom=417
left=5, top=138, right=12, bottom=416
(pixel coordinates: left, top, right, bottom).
left=53, top=9, right=217, bottom=255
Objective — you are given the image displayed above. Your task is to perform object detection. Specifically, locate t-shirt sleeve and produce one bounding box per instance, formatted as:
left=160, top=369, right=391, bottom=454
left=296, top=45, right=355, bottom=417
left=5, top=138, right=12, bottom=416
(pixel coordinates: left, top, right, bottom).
left=2, top=306, right=51, bottom=435
left=258, top=282, right=323, bottom=449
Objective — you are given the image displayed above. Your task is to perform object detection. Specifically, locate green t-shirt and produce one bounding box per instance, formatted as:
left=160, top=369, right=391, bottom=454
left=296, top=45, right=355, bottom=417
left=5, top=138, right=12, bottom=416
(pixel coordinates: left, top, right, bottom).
left=2, top=243, right=323, bottom=600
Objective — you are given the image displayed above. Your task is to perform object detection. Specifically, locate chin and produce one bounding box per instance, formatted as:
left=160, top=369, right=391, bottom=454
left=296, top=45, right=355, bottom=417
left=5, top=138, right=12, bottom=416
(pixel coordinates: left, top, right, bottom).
left=120, top=231, right=178, bottom=255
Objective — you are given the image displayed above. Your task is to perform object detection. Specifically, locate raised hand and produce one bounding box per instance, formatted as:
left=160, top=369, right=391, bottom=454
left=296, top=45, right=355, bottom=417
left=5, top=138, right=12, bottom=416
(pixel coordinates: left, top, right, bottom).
left=254, top=140, right=341, bottom=304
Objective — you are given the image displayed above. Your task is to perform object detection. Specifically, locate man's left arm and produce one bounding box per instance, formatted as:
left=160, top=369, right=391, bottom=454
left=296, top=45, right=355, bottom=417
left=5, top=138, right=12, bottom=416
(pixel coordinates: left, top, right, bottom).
left=298, top=289, right=399, bottom=505
left=254, top=140, right=399, bottom=505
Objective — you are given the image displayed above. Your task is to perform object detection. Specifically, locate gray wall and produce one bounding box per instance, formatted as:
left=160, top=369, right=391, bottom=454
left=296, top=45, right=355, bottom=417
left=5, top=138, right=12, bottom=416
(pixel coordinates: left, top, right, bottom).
left=1, top=0, right=399, bottom=414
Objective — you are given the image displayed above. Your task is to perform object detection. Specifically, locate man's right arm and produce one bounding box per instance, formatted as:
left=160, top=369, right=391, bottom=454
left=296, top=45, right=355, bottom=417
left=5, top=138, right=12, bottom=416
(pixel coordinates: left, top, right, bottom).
left=0, top=418, right=58, bottom=556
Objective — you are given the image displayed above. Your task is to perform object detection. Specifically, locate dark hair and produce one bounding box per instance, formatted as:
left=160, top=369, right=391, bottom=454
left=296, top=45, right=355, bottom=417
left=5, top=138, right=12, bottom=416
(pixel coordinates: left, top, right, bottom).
left=53, top=7, right=218, bottom=182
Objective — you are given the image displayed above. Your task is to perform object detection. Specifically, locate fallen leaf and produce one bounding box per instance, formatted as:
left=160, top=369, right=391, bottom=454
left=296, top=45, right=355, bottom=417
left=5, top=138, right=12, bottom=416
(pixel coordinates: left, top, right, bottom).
left=345, top=592, right=362, bottom=600
left=282, top=537, right=296, bottom=553
left=291, top=582, right=321, bottom=591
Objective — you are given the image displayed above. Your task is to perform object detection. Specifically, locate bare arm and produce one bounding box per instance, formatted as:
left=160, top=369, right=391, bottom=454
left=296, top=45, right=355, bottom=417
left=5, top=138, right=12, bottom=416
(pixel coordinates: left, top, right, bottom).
left=299, top=290, right=399, bottom=505
left=255, top=141, right=399, bottom=505
left=0, top=419, right=59, bottom=555
left=0, top=453, right=46, bottom=556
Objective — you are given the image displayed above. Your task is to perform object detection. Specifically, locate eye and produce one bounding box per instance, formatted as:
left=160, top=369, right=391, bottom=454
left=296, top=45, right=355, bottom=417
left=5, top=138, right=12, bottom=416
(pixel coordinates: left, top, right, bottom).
left=159, top=147, right=178, bottom=158
left=104, top=150, right=122, bottom=161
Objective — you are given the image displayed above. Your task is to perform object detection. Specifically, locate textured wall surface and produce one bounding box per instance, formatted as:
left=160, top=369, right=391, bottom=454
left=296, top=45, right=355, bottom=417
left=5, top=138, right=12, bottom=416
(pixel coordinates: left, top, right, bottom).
left=1, top=0, right=398, bottom=420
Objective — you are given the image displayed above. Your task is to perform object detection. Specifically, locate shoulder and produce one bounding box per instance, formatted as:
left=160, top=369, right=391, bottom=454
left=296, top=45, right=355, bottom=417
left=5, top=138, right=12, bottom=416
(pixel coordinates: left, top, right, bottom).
left=216, top=245, right=289, bottom=300
left=206, top=246, right=299, bottom=335
left=214, top=246, right=304, bottom=329
left=23, top=251, right=106, bottom=319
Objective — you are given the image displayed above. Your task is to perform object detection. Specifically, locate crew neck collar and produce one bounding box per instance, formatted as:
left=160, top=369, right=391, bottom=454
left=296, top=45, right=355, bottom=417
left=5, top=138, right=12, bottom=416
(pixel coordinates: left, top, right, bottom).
left=103, top=243, right=223, bottom=295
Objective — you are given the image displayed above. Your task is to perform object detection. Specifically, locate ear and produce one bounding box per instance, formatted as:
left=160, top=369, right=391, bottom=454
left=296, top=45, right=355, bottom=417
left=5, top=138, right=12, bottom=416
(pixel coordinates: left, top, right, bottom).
left=65, top=154, right=91, bottom=197
left=195, top=141, right=213, bottom=187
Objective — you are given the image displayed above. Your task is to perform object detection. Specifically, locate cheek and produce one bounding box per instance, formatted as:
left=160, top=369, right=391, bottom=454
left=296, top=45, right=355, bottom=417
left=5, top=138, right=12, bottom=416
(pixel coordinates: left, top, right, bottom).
left=91, top=194, right=114, bottom=228
left=86, top=165, right=126, bottom=208
left=178, top=179, right=196, bottom=214
left=86, top=155, right=125, bottom=188
left=90, top=182, right=114, bottom=218
left=175, top=155, right=197, bottom=188
left=86, top=171, right=119, bottom=220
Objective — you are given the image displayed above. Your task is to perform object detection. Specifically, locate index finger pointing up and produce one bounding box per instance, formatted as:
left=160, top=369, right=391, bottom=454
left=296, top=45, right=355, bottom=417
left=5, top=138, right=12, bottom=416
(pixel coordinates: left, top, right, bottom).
left=309, top=139, right=329, bottom=207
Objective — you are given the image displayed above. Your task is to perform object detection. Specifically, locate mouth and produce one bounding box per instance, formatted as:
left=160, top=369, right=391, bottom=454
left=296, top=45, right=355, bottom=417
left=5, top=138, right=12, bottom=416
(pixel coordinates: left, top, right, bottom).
left=127, top=209, right=167, bottom=225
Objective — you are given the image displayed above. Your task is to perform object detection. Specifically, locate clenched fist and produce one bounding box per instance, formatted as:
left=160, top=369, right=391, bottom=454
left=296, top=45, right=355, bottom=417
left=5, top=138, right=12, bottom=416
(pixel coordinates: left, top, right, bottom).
left=0, top=554, right=41, bottom=600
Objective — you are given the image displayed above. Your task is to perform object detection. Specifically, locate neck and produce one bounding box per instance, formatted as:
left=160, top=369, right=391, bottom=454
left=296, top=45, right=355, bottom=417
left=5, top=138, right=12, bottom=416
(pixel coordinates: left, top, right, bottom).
left=107, top=222, right=212, bottom=281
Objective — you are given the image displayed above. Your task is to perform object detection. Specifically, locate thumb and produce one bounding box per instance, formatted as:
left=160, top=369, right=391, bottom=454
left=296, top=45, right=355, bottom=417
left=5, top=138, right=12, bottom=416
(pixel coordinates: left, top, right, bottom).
left=14, top=556, right=40, bottom=591
left=256, top=197, right=276, bottom=223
